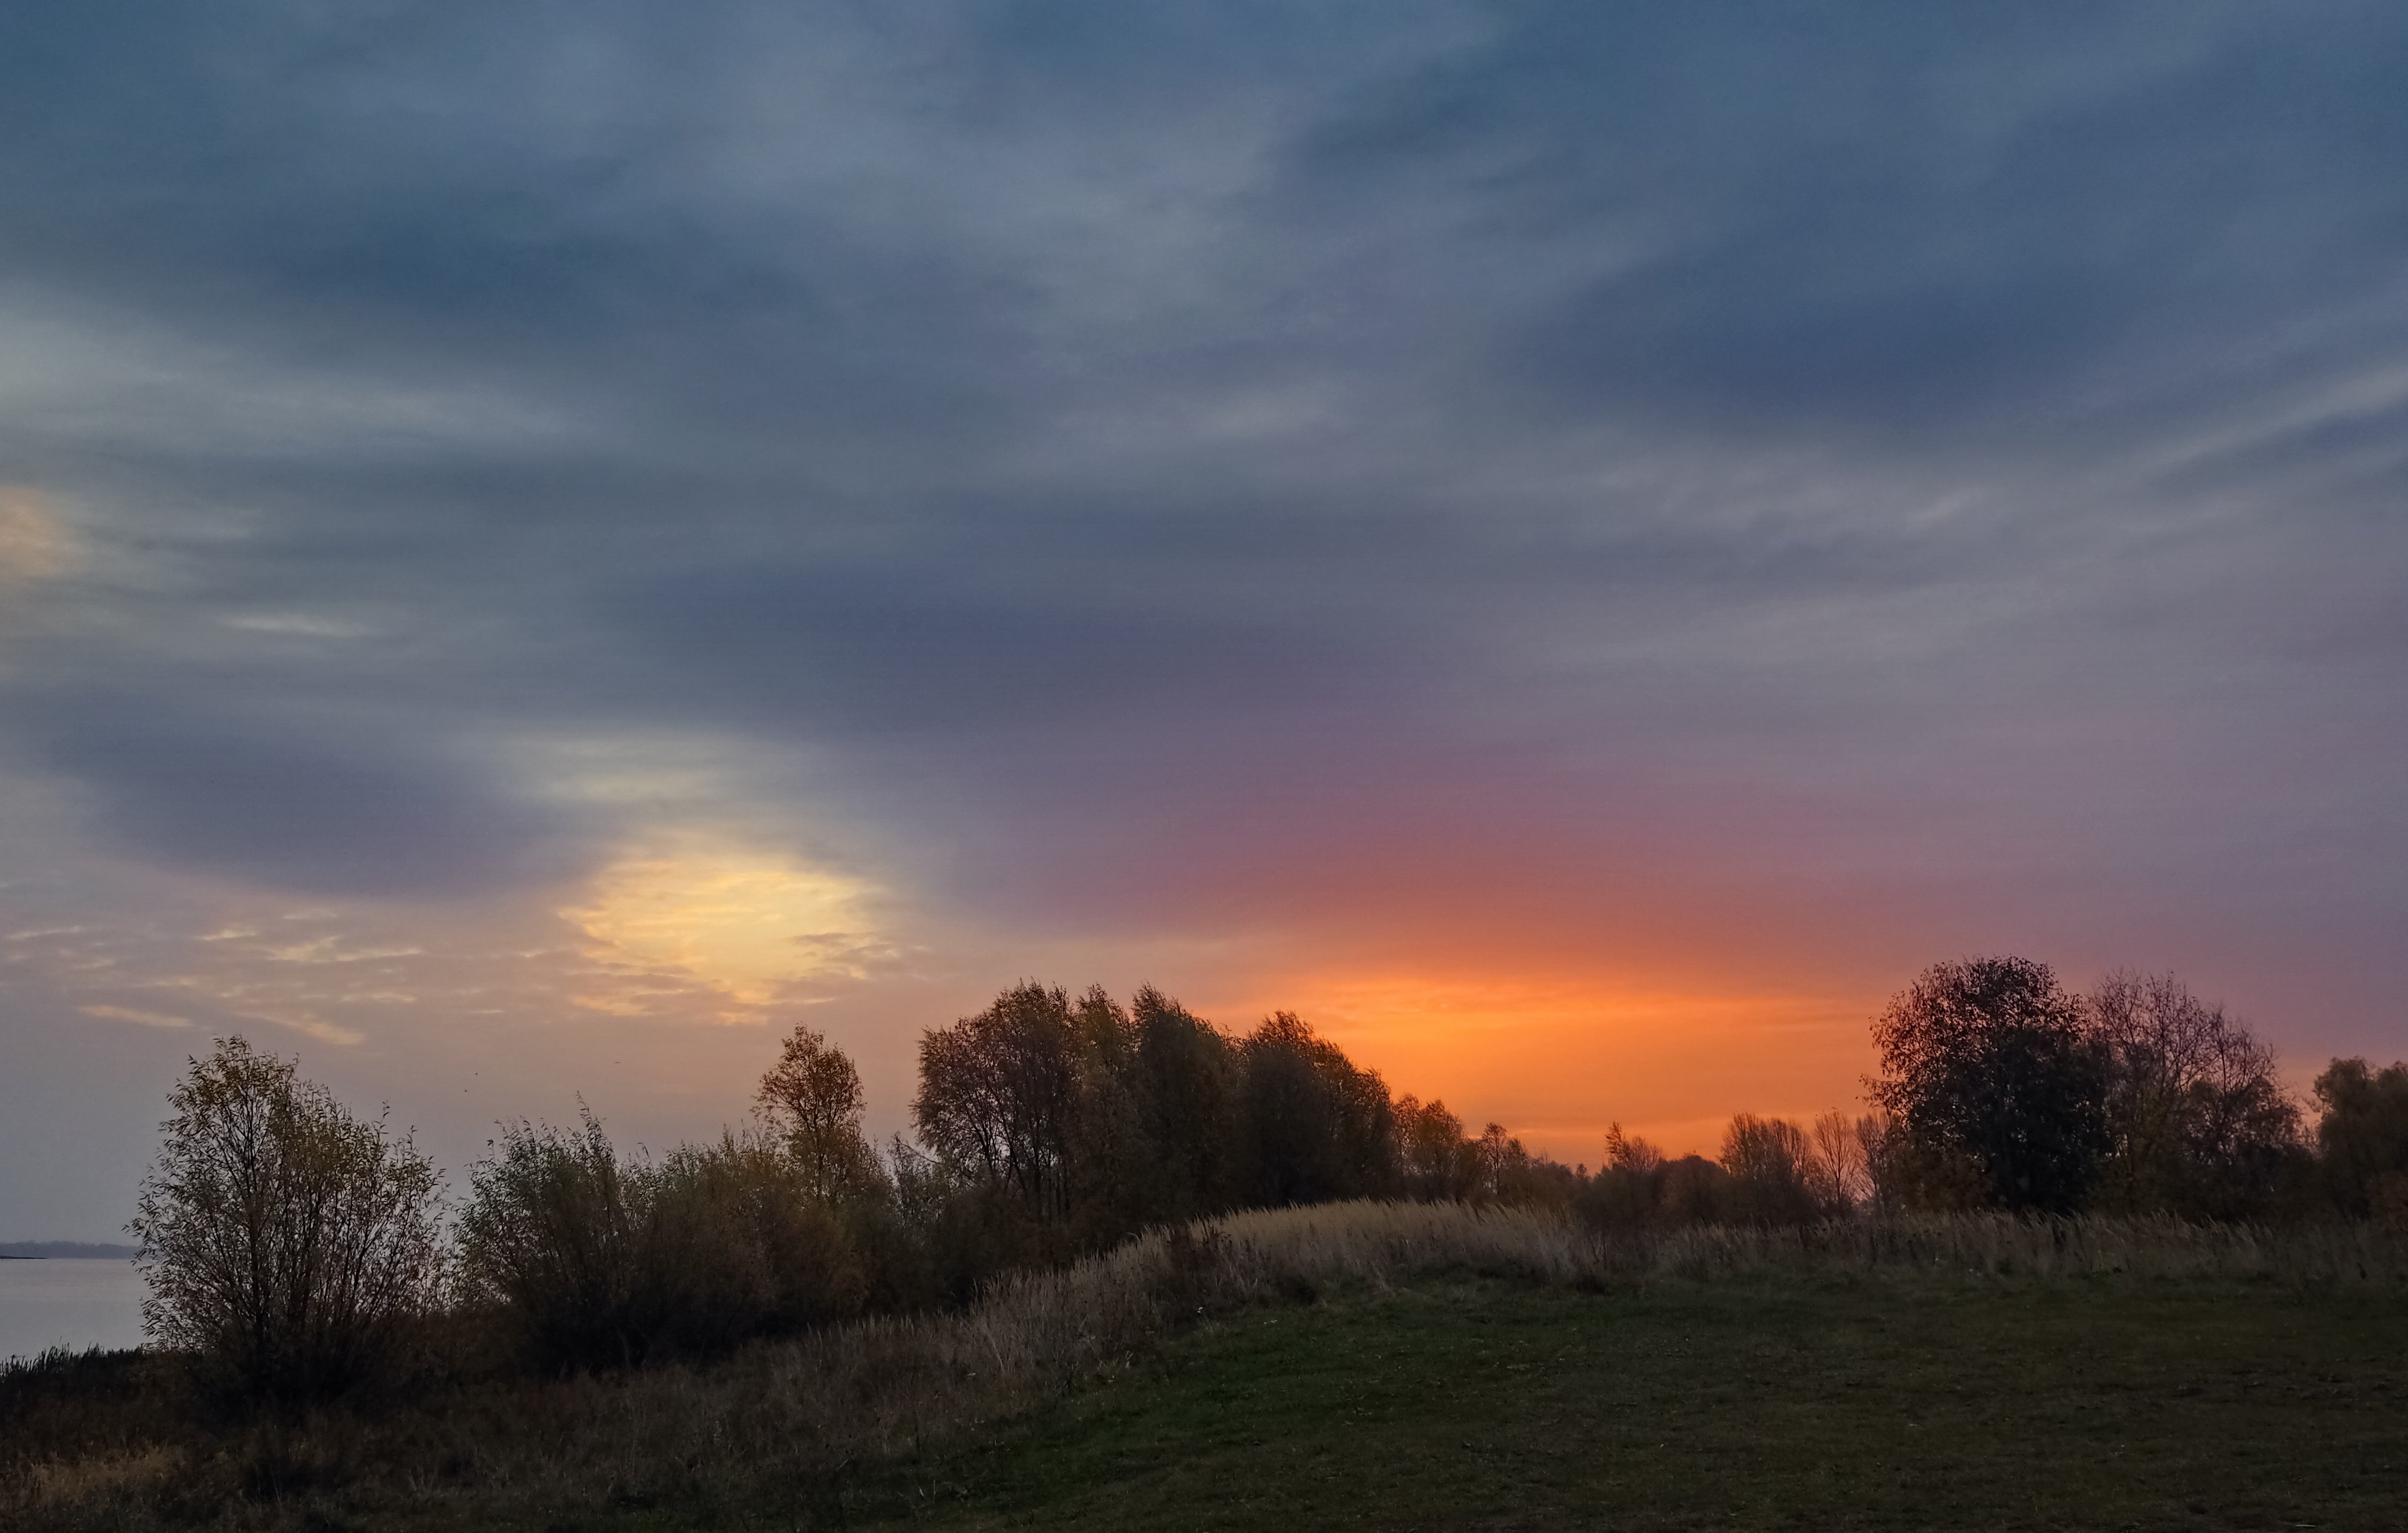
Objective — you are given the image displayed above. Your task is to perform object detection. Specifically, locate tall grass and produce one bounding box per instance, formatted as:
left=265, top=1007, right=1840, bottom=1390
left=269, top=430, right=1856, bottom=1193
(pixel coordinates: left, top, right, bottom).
left=8, top=1203, right=2405, bottom=1530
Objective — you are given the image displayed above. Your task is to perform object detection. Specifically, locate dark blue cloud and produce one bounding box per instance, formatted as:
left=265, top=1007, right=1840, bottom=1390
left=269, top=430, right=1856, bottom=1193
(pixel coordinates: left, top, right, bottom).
left=612, top=550, right=1400, bottom=737
left=1289, top=2, right=2408, bottom=437
left=22, top=696, right=585, bottom=898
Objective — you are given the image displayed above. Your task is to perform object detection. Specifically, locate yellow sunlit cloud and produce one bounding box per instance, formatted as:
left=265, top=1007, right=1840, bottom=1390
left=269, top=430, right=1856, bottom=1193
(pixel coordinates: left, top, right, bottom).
left=0, top=485, right=71, bottom=584
left=562, top=835, right=884, bottom=1017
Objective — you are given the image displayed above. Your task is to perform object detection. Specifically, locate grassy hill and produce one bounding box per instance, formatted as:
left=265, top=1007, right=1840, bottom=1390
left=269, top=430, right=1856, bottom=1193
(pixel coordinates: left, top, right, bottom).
left=840, top=1273, right=2408, bottom=1531
left=7, top=1205, right=2405, bottom=1530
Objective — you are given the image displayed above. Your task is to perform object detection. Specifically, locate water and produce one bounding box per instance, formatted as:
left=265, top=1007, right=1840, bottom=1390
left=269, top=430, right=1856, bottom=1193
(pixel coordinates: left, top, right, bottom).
left=0, top=1260, right=148, bottom=1364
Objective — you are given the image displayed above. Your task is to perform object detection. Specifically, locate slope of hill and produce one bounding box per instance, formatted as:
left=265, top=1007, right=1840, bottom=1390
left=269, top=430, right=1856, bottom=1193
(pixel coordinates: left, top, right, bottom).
left=845, top=1273, right=2408, bottom=1530
left=6, top=1205, right=2405, bottom=1530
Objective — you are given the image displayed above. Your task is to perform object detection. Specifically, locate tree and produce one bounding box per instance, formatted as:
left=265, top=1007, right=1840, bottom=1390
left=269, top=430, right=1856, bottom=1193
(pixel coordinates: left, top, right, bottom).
left=1719, top=1114, right=1820, bottom=1225
left=1602, top=1122, right=1664, bottom=1178
left=1578, top=1122, right=1669, bottom=1228
left=2311, top=1058, right=2408, bottom=1223
left=1852, top=1110, right=1905, bottom=1213
left=1237, top=1012, right=1398, bottom=1206
left=130, top=1036, right=443, bottom=1400
left=2085, top=972, right=2303, bottom=1219
left=1656, top=1155, right=1735, bottom=1225
left=913, top=982, right=1080, bottom=1215
left=1127, top=986, right=1239, bottom=1221
left=1062, top=986, right=1150, bottom=1244
left=1396, top=1095, right=1473, bottom=1200
left=756, top=1024, right=876, bottom=1201
left=1868, top=957, right=2110, bottom=1213
left=1803, top=1110, right=1875, bottom=1214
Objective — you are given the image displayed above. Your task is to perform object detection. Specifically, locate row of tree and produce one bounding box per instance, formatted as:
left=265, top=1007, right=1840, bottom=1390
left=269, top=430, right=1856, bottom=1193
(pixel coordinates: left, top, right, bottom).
left=1867, top=958, right=2314, bottom=1218
left=131, top=959, right=2408, bottom=1399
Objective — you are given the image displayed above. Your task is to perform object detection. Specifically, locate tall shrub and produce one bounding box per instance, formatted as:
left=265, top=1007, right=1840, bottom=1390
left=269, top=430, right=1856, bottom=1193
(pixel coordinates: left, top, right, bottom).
left=457, top=1114, right=867, bottom=1370
left=455, top=1112, right=648, bottom=1371
left=130, top=1036, right=443, bottom=1401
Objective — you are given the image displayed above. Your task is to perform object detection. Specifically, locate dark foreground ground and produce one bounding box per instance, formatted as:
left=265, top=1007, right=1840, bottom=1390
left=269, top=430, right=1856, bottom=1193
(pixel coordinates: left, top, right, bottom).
left=836, top=1276, right=2407, bottom=1532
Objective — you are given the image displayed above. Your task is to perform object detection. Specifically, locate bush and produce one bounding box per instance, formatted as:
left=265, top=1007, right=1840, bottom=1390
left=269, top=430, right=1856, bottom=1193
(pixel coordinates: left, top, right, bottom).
left=454, top=1111, right=647, bottom=1371
left=456, top=1114, right=865, bottom=1371
left=643, top=1134, right=867, bottom=1355
left=130, top=1036, right=444, bottom=1401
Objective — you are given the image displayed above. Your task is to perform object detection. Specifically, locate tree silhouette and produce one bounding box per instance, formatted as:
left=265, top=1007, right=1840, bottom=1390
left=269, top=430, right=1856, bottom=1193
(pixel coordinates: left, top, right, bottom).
left=1239, top=1012, right=1398, bottom=1206
left=2086, top=972, right=2302, bottom=1218
left=2312, top=1057, right=2408, bottom=1222
left=1128, top=985, right=1241, bottom=1222
left=1396, top=1095, right=1472, bottom=1200
left=1719, top=1114, right=1820, bottom=1224
left=1869, top=957, right=2110, bottom=1213
left=914, top=982, right=1080, bottom=1216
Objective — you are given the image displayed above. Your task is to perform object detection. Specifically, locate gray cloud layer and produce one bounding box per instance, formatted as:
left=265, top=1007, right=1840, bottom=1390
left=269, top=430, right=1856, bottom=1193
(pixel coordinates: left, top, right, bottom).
left=3, top=0, right=2404, bottom=1174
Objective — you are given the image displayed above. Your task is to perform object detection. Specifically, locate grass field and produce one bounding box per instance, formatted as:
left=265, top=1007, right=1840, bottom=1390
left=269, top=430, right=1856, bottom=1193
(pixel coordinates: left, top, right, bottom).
left=9, top=1207, right=2406, bottom=1531
left=841, top=1275, right=2408, bottom=1532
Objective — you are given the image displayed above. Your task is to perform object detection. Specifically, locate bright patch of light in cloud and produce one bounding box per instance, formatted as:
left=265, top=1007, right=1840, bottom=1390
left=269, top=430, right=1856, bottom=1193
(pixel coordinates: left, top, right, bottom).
left=0, top=486, right=70, bottom=584
left=562, top=834, right=886, bottom=1017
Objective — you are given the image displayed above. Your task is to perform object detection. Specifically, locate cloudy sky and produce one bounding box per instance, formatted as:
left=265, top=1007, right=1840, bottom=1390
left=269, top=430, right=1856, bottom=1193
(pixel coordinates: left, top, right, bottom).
left=4, top=1, right=2403, bottom=1239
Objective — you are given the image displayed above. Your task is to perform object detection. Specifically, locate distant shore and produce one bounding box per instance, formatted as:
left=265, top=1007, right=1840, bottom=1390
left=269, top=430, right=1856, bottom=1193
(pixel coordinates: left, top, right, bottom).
left=0, top=1243, right=138, bottom=1260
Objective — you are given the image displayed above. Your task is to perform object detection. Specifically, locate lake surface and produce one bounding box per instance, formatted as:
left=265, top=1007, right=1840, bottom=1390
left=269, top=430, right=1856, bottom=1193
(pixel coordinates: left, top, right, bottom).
left=0, top=1259, right=148, bottom=1363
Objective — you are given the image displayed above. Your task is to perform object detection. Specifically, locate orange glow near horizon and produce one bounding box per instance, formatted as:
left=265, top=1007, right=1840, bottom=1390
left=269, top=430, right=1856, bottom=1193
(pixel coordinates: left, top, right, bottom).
left=1214, top=968, right=1881, bottom=1165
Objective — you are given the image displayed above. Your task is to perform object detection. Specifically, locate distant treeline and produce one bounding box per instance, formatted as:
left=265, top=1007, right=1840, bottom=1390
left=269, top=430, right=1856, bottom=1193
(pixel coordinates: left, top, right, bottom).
left=126, top=958, right=2408, bottom=1401
left=0, top=1243, right=138, bottom=1260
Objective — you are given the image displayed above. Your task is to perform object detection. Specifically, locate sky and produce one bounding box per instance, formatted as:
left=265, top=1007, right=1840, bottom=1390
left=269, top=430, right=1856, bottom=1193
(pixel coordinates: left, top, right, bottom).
left=3, top=1, right=2404, bottom=1241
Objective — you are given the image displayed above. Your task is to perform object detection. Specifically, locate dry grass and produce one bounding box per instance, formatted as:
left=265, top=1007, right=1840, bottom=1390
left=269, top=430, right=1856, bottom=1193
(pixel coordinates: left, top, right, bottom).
left=8, top=1204, right=2406, bottom=1530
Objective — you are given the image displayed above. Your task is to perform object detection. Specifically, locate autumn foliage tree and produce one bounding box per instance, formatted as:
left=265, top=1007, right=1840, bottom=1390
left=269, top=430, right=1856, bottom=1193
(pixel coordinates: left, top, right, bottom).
left=913, top=982, right=1082, bottom=1217
left=756, top=1024, right=878, bottom=1202
left=131, top=1036, right=444, bottom=1400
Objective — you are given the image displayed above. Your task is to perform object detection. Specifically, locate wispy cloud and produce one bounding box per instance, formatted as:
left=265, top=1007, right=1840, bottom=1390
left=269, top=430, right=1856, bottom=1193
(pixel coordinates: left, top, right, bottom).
left=2, top=0, right=2404, bottom=1226
left=78, top=1003, right=190, bottom=1030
